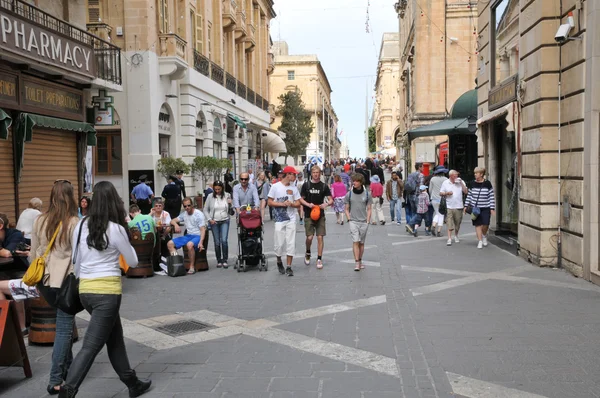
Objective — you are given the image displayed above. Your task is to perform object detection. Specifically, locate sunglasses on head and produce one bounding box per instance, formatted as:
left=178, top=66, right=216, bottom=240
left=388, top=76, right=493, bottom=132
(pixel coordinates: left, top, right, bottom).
left=55, top=179, right=71, bottom=184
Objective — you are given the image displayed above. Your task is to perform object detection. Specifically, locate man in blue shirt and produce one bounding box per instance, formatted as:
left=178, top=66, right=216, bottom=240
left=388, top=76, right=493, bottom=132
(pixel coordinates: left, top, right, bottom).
left=130, top=176, right=154, bottom=214
left=167, top=198, right=207, bottom=274
left=232, top=172, right=260, bottom=214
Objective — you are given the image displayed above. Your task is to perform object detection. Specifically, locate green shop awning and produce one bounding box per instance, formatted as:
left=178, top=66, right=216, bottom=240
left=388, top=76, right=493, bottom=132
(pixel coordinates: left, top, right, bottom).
left=227, top=113, right=247, bottom=129
left=0, top=108, right=12, bottom=140
left=18, top=113, right=97, bottom=146
left=407, top=118, right=474, bottom=142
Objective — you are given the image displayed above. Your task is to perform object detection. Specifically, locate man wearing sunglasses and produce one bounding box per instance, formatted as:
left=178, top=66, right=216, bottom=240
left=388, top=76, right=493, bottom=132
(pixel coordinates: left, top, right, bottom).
left=167, top=198, right=207, bottom=274
left=232, top=172, right=260, bottom=214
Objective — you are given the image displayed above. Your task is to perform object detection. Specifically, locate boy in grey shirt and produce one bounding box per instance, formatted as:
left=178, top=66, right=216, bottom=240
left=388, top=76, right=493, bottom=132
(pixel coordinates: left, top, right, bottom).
left=344, top=173, right=372, bottom=272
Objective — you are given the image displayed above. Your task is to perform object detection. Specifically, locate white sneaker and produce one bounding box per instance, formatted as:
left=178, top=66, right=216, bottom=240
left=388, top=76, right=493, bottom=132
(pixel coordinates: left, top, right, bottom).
left=482, top=236, right=488, bottom=247
left=454, top=236, right=460, bottom=243
left=446, top=239, right=452, bottom=246
left=477, top=241, right=483, bottom=249
left=316, top=259, right=323, bottom=269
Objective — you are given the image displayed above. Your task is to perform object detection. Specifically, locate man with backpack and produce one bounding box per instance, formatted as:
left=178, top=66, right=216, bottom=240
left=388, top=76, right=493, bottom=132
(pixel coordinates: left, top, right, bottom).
left=404, top=163, right=425, bottom=233
left=299, top=166, right=333, bottom=269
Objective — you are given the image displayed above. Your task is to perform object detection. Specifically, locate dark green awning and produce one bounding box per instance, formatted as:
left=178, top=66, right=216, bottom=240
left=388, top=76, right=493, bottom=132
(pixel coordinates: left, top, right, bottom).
left=407, top=118, right=474, bottom=142
left=0, top=108, right=12, bottom=140
left=18, top=113, right=97, bottom=146
left=227, top=113, right=247, bottom=129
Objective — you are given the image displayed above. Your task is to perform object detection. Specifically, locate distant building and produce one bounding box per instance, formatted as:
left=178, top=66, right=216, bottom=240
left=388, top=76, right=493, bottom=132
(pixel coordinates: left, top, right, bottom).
left=372, top=33, right=400, bottom=157
left=269, top=41, right=339, bottom=164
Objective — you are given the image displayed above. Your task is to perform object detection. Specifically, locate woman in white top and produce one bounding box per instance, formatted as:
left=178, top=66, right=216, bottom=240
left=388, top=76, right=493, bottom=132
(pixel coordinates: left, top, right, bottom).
left=16, top=197, right=42, bottom=244
left=203, top=181, right=232, bottom=268
left=428, top=166, right=449, bottom=237
left=60, top=181, right=151, bottom=398
left=149, top=197, right=172, bottom=238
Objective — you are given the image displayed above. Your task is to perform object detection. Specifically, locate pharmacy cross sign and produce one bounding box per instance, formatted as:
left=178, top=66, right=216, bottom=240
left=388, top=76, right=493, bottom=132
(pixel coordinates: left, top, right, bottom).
left=92, top=89, right=113, bottom=110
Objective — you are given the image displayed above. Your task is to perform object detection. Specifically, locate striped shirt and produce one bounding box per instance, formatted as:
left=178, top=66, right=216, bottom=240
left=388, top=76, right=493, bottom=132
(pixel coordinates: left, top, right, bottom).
left=465, top=180, right=495, bottom=210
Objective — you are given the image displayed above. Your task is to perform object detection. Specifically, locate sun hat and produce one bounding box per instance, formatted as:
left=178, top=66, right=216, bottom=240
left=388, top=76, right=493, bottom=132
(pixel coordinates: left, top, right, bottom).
left=370, top=175, right=380, bottom=183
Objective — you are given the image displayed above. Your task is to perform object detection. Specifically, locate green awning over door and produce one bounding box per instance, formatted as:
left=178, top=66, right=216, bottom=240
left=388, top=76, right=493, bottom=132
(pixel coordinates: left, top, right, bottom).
left=17, top=113, right=97, bottom=146
left=0, top=109, right=12, bottom=140
left=227, top=113, right=247, bottom=129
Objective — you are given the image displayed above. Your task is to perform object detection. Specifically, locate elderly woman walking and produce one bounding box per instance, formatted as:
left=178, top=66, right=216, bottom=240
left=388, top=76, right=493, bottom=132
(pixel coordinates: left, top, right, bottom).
left=428, top=166, right=448, bottom=237
left=464, top=167, right=496, bottom=249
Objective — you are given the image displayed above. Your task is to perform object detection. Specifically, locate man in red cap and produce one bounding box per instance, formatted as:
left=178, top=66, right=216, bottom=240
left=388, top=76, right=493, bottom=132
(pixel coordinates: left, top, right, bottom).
left=267, top=166, right=301, bottom=276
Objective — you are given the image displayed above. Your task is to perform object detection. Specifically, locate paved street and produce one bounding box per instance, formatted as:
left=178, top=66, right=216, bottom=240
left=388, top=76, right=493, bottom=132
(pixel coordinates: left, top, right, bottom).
left=3, top=204, right=600, bottom=398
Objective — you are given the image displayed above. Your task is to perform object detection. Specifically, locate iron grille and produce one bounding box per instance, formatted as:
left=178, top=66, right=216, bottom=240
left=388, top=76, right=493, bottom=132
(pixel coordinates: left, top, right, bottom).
left=155, top=320, right=213, bottom=336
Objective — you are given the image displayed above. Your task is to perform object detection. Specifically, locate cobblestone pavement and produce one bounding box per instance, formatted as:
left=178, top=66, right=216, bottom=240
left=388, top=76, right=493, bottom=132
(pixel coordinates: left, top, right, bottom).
left=3, top=200, right=600, bottom=397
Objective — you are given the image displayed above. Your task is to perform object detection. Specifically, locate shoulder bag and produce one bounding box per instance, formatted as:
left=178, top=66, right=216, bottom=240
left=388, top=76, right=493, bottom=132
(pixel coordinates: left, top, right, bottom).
left=22, top=222, right=62, bottom=286
left=465, top=184, right=483, bottom=220
left=56, top=218, right=85, bottom=315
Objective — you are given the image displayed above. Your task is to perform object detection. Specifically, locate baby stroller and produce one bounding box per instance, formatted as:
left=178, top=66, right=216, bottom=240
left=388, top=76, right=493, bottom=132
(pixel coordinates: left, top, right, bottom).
left=236, top=209, right=268, bottom=272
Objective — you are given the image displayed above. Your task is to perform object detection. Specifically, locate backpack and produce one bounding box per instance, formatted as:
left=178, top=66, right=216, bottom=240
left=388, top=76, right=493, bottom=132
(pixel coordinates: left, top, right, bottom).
left=405, top=172, right=419, bottom=194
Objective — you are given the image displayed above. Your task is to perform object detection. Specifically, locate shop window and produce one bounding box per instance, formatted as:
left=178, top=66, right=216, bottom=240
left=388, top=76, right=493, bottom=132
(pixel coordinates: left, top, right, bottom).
left=287, top=70, right=295, bottom=80
left=159, top=135, right=170, bottom=158
left=95, top=132, right=122, bottom=175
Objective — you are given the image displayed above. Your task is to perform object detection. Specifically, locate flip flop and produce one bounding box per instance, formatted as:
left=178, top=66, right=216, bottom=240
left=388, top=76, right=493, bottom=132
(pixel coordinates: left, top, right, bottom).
left=187, top=269, right=196, bottom=275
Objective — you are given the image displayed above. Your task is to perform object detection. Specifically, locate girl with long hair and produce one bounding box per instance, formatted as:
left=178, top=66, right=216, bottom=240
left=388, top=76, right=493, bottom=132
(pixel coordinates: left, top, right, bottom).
left=203, top=181, right=232, bottom=268
left=60, top=181, right=150, bottom=398
left=78, top=196, right=91, bottom=219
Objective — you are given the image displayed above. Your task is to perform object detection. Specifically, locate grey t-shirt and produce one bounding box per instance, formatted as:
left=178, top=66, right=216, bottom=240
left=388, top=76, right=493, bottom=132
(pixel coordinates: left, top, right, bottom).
left=429, top=176, right=448, bottom=201
left=344, top=189, right=369, bottom=223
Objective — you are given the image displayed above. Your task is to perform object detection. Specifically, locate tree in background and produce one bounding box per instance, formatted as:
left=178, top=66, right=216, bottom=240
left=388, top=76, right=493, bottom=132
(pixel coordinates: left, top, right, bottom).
left=368, top=126, right=376, bottom=153
left=156, top=156, right=190, bottom=179
left=276, top=90, right=313, bottom=164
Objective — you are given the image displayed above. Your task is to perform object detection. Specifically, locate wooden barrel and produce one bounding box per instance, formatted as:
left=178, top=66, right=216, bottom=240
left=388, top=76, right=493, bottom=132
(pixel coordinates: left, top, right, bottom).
left=127, top=233, right=155, bottom=277
left=28, top=297, right=56, bottom=345
left=184, top=232, right=210, bottom=272
left=27, top=297, right=79, bottom=346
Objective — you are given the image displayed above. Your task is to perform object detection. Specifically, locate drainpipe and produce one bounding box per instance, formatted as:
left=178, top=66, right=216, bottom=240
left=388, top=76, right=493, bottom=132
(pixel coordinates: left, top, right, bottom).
left=557, top=0, right=563, bottom=269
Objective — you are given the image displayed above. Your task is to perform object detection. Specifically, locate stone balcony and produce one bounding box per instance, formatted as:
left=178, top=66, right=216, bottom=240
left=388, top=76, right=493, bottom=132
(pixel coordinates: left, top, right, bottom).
left=235, top=10, right=247, bottom=42
left=158, top=33, right=188, bottom=79
left=222, top=0, right=237, bottom=32
left=245, top=22, right=256, bottom=52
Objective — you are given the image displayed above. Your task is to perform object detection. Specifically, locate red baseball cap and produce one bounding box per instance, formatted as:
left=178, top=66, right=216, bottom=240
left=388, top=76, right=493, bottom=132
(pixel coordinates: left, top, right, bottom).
left=282, top=166, right=297, bottom=174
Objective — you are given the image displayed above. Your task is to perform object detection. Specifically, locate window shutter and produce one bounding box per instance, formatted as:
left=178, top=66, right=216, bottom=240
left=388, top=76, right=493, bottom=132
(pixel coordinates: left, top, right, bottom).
left=87, top=0, right=101, bottom=23
left=196, top=14, right=203, bottom=52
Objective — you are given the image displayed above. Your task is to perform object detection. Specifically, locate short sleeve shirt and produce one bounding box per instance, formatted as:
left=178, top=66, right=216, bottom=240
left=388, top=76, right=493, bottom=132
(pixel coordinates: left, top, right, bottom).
left=178, top=209, right=206, bottom=236
left=300, top=180, right=332, bottom=215
left=344, top=189, right=369, bottom=223
left=439, top=179, right=465, bottom=209
left=128, top=214, right=156, bottom=240
left=268, top=182, right=301, bottom=222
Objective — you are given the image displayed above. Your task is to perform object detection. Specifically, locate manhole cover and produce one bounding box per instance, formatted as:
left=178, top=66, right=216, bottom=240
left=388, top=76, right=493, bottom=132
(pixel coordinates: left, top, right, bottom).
left=155, top=320, right=214, bottom=336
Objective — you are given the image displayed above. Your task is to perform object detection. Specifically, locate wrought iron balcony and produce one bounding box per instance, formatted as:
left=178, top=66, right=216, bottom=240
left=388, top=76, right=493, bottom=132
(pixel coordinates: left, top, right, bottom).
left=237, top=82, right=247, bottom=99
left=210, top=62, right=225, bottom=85
left=247, top=89, right=256, bottom=105
left=0, top=0, right=122, bottom=85
left=193, top=50, right=210, bottom=77
left=225, top=72, right=236, bottom=93
left=158, top=33, right=187, bottom=60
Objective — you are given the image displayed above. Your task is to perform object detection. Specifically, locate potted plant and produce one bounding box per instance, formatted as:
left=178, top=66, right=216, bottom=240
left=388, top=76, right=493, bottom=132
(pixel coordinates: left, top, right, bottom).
left=156, top=156, right=190, bottom=180
left=191, top=156, right=218, bottom=208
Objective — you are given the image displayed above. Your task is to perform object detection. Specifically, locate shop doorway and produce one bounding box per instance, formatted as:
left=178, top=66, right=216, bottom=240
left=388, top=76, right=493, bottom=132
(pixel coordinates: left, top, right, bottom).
left=494, top=120, right=518, bottom=235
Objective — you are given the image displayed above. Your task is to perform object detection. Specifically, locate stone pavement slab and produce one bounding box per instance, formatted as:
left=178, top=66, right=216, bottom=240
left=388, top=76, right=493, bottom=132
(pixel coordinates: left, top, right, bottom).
left=3, top=193, right=600, bottom=398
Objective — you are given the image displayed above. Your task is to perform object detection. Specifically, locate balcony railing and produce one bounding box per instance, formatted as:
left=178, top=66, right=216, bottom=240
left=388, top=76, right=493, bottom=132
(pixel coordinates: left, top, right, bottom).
left=247, top=89, right=255, bottom=105
left=191, top=52, right=267, bottom=112
left=193, top=50, right=210, bottom=77
left=158, top=33, right=187, bottom=60
left=210, top=62, right=224, bottom=85
left=225, top=72, right=236, bottom=92
left=237, top=82, right=247, bottom=99
left=0, top=0, right=122, bottom=85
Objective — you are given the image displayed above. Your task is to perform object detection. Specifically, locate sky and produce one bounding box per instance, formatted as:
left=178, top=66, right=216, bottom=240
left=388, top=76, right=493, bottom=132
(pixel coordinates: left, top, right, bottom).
left=270, top=1, right=399, bottom=159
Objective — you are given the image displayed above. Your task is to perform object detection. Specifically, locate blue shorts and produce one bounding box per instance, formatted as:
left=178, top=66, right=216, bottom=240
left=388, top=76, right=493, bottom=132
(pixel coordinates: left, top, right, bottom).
left=172, top=235, right=201, bottom=249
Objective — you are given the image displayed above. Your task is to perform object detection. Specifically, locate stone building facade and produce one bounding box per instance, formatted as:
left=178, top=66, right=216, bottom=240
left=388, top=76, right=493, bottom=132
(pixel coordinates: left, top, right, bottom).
left=476, top=0, right=600, bottom=282
left=372, top=33, right=400, bottom=154
left=90, top=0, right=276, bottom=198
left=394, top=0, right=478, bottom=173
left=270, top=41, right=339, bottom=165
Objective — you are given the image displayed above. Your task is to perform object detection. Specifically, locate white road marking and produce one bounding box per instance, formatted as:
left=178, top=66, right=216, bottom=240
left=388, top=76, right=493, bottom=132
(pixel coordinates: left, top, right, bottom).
left=244, top=327, right=399, bottom=378
left=447, top=372, right=549, bottom=398
left=340, top=259, right=381, bottom=267
left=404, top=264, right=600, bottom=296
left=387, top=233, right=413, bottom=238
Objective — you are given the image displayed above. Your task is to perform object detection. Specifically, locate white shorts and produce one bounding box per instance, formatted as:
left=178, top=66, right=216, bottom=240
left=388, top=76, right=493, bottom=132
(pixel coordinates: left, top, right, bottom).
left=274, top=220, right=296, bottom=257
left=349, top=221, right=369, bottom=243
left=6, top=279, right=39, bottom=301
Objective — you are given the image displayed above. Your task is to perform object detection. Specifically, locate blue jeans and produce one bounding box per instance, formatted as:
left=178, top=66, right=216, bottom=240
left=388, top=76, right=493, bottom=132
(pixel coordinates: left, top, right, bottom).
left=64, top=294, right=134, bottom=391
left=211, top=220, right=230, bottom=263
left=425, top=204, right=434, bottom=228
left=49, top=309, right=75, bottom=386
left=389, top=199, right=402, bottom=223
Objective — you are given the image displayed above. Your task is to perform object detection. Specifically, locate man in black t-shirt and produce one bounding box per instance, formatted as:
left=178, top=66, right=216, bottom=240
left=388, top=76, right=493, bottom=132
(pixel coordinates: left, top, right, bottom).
left=299, top=166, right=333, bottom=270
